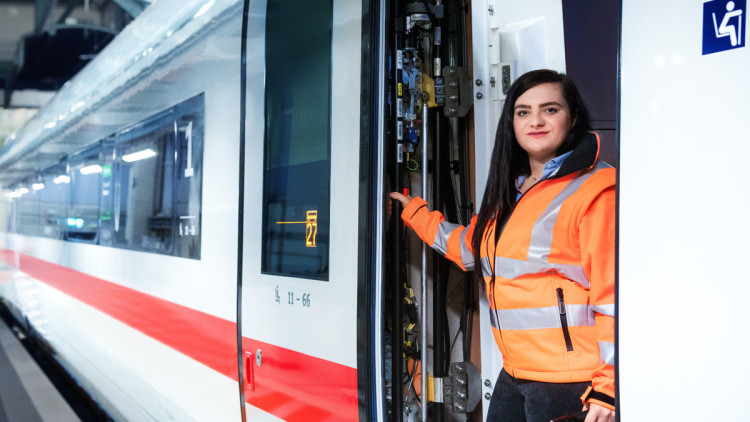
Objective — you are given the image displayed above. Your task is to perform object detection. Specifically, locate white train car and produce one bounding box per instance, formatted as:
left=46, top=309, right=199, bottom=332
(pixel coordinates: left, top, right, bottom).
left=0, top=0, right=749, bottom=421
left=0, top=0, right=369, bottom=420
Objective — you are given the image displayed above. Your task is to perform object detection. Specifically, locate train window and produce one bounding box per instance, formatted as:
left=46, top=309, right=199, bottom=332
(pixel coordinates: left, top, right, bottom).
left=261, top=0, right=333, bottom=280
left=67, top=145, right=101, bottom=243
left=35, top=162, right=70, bottom=239
left=113, top=112, right=176, bottom=254
left=98, top=136, right=116, bottom=247
left=110, top=94, right=204, bottom=259
left=14, top=177, right=39, bottom=237
left=172, top=94, right=204, bottom=260
left=1, top=95, right=204, bottom=258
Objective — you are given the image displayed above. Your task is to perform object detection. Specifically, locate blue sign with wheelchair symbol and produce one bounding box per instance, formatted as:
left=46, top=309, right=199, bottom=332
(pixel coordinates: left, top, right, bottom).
left=703, top=0, right=746, bottom=55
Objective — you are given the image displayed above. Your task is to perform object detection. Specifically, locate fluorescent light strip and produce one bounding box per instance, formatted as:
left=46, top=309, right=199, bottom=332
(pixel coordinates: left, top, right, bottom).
left=53, top=175, right=71, bottom=184
left=122, top=148, right=156, bottom=163
left=80, top=164, right=102, bottom=175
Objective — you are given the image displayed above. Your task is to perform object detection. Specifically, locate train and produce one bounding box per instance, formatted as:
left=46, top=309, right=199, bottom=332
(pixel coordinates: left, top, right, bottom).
left=0, top=0, right=749, bottom=421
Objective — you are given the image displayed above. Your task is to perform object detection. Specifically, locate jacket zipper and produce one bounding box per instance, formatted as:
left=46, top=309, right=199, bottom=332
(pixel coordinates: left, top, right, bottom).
left=556, top=288, right=574, bottom=352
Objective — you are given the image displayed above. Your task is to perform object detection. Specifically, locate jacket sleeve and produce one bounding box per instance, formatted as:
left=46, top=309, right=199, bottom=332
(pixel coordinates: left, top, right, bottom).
left=578, top=186, right=616, bottom=411
left=401, top=197, right=477, bottom=272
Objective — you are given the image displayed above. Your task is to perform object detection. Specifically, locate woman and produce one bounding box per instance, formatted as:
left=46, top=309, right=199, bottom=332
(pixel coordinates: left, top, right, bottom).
left=390, top=69, right=615, bottom=422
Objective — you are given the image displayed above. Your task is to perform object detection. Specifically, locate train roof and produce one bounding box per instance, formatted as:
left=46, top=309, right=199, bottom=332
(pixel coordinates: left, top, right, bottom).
left=0, top=0, right=240, bottom=186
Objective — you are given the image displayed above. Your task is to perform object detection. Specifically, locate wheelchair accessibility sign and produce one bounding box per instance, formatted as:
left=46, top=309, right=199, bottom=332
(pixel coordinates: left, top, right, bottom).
left=703, top=0, right=746, bottom=55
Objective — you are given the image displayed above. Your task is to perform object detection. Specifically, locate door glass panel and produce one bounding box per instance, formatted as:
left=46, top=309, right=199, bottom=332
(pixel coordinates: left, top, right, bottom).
left=261, top=0, right=333, bottom=280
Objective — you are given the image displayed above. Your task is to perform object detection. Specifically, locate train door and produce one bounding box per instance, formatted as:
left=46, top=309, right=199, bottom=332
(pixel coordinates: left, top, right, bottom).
left=238, top=0, right=368, bottom=420
left=471, top=0, right=619, bottom=419
left=383, top=2, right=477, bottom=421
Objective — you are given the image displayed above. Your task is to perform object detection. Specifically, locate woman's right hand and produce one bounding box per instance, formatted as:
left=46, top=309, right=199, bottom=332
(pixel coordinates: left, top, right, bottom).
left=389, top=192, right=413, bottom=207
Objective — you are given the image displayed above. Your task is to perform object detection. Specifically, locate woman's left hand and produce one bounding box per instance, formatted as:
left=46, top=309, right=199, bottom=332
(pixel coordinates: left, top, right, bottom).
left=583, top=402, right=615, bottom=422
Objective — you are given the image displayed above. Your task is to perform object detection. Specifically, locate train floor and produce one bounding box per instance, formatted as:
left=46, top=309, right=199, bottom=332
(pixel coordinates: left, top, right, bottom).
left=0, top=315, right=80, bottom=422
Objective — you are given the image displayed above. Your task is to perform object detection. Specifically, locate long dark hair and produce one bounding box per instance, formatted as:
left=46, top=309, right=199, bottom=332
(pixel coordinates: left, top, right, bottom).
left=471, top=69, right=591, bottom=277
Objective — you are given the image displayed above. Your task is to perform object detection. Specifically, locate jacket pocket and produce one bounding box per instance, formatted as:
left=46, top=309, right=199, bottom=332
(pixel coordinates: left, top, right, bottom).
left=556, top=288, right=574, bottom=352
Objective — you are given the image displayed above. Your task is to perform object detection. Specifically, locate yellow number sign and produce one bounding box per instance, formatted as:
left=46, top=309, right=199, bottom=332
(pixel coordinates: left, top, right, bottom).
left=305, top=210, right=317, bottom=248
left=276, top=209, right=318, bottom=248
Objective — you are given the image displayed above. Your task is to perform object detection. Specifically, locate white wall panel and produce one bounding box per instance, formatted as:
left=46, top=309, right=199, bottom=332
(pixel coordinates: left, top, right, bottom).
left=620, top=1, right=750, bottom=419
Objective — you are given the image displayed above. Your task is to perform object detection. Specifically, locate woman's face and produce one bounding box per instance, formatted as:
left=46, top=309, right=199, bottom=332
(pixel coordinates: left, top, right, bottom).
left=513, top=82, right=574, bottom=164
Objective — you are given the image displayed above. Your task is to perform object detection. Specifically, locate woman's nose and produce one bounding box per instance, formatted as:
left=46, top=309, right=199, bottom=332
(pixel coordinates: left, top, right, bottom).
left=530, top=112, right=545, bottom=127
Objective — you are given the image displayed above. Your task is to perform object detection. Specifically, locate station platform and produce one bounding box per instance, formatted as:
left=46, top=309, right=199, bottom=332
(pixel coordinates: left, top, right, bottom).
left=0, top=315, right=80, bottom=422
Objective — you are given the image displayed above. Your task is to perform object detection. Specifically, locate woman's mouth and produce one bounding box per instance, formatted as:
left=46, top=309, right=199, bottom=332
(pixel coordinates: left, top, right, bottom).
left=527, top=131, right=549, bottom=138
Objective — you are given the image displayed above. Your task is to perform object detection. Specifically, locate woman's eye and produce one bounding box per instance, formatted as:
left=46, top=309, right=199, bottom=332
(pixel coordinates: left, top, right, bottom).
left=544, top=107, right=559, bottom=114
left=516, top=110, right=528, bottom=117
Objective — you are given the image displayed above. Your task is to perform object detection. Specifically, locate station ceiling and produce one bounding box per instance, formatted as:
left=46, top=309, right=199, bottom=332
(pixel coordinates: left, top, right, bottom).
left=0, top=0, right=151, bottom=106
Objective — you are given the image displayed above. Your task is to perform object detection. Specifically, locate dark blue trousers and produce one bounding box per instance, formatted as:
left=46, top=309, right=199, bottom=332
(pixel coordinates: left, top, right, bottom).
left=486, top=369, right=590, bottom=422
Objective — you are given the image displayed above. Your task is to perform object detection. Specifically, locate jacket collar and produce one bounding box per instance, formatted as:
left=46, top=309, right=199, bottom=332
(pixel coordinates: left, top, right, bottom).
left=550, top=131, right=600, bottom=179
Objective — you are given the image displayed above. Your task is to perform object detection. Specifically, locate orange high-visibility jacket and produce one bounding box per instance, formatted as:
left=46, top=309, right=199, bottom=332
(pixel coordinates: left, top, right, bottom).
left=401, top=132, right=615, bottom=410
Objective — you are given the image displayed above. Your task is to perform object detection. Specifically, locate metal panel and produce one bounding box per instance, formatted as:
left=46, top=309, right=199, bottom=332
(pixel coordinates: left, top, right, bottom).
left=471, top=2, right=567, bottom=419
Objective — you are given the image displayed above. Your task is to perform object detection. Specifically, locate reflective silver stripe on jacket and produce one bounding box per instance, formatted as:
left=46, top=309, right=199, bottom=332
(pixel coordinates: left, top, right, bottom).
left=481, top=161, right=611, bottom=288
left=599, top=341, right=615, bottom=365
left=458, top=227, right=474, bottom=270
left=489, top=307, right=499, bottom=330
left=591, top=303, right=615, bottom=317
left=432, top=221, right=474, bottom=270
left=489, top=304, right=594, bottom=331
left=482, top=257, right=591, bottom=288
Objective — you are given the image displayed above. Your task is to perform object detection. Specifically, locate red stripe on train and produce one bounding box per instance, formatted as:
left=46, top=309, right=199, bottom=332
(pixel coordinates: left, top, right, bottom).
left=0, top=248, right=358, bottom=421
